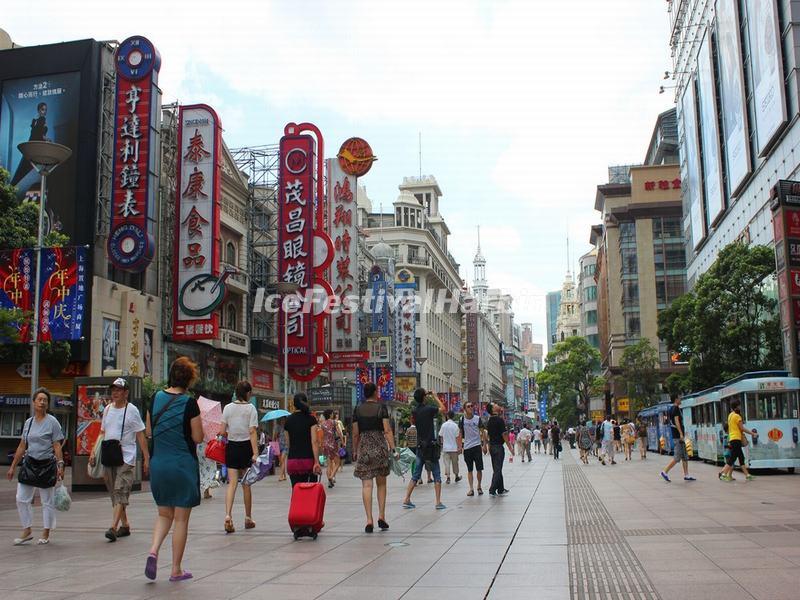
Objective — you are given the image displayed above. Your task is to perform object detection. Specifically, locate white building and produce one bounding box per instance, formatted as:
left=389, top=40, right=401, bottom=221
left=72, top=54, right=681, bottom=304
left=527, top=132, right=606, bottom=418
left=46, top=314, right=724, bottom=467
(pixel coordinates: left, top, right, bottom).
left=364, top=175, right=463, bottom=396
left=555, top=271, right=580, bottom=343
left=578, top=247, right=599, bottom=348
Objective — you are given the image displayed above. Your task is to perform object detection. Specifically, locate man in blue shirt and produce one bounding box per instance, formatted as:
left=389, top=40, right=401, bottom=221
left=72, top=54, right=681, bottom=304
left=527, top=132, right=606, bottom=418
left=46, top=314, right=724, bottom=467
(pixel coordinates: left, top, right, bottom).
left=601, top=416, right=616, bottom=465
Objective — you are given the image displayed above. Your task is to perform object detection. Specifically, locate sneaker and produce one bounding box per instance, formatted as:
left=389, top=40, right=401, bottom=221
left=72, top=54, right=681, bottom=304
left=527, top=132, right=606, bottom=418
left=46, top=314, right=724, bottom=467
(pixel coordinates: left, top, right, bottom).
left=489, top=491, right=497, bottom=497
left=720, top=475, right=733, bottom=482
left=435, top=503, right=447, bottom=510
left=445, top=478, right=451, bottom=484
left=683, top=476, right=696, bottom=481
left=104, top=528, right=117, bottom=542
left=402, top=501, right=416, bottom=509
left=660, top=471, right=671, bottom=483
left=116, top=525, right=131, bottom=538
left=745, top=474, right=756, bottom=481
left=498, top=489, right=510, bottom=495
left=455, top=476, right=462, bottom=482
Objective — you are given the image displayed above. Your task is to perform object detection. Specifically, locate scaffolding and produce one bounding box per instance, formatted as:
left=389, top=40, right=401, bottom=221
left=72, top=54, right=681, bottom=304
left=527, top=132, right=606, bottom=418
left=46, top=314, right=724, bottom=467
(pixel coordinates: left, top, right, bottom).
left=230, top=145, right=280, bottom=348
left=158, top=104, right=180, bottom=335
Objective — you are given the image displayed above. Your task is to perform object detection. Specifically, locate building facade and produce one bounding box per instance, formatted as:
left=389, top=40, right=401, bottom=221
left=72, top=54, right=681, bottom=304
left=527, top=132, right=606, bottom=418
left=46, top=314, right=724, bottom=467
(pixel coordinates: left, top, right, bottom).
left=578, top=248, right=599, bottom=348
left=555, top=272, right=580, bottom=344
left=545, top=290, right=561, bottom=354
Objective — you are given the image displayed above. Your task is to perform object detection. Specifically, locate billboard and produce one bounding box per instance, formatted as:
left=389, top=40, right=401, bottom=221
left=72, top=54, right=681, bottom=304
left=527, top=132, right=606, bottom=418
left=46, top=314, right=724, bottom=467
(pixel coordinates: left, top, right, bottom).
left=717, top=0, right=751, bottom=195
left=327, top=157, right=358, bottom=351
left=368, top=336, right=391, bottom=363
left=107, top=36, right=161, bottom=272
left=746, top=0, right=787, bottom=155
left=394, top=268, right=416, bottom=373
left=697, top=34, right=725, bottom=225
left=0, top=72, right=80, bottom=238
left=680, top=79, right=706, bottom=249
left=356, top=365, right=394, bottom=403
left=369, top=265, right=389, bottom=335
left=173, top=104, right=222, bottom=341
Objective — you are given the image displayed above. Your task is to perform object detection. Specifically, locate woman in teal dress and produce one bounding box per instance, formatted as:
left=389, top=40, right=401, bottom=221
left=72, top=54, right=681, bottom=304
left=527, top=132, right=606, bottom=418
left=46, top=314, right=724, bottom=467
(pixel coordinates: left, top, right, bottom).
left=144, top=357, right=203, bottom=582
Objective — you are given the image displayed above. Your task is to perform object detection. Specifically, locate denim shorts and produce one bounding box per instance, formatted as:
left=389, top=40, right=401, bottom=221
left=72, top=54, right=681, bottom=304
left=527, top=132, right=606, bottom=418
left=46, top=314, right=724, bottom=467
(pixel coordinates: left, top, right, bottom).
left=411, top=448, right=441, bottom=483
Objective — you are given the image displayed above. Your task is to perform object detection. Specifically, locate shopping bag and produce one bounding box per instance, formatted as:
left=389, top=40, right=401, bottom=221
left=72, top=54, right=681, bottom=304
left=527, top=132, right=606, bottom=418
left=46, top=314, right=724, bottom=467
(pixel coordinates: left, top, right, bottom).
left=684, top=438, right=694, bottom=456
left=54, top=484, right=72, bottom=512
left=87, top=434, right=104, bottom=479
left=241, top=447, right=273, bottom=486
left=389, top=447, right=416, bottom=480
left=205, top=438, right=227, bottom=464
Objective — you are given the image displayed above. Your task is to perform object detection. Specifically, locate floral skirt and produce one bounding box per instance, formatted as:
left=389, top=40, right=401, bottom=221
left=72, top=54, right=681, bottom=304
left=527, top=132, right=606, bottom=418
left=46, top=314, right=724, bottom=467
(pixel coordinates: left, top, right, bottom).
left=353, top=430, right=390, bottom=480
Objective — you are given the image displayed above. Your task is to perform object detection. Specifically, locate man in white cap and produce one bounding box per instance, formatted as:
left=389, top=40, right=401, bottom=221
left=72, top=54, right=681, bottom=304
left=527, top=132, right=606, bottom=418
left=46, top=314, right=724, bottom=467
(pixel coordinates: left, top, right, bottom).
left=89, top=378, right=149, bottom=542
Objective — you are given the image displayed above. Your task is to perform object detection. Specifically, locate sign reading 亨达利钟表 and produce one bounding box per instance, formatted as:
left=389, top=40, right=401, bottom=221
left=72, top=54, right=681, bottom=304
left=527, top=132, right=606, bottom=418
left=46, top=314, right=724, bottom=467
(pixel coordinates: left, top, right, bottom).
left=107, top=36, right=161, bottom=272
left=173, top=105, right=222, bottom=341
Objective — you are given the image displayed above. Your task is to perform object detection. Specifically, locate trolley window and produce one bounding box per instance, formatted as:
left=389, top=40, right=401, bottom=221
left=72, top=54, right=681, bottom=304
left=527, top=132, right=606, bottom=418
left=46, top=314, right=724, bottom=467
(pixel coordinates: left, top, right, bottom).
left=788, top=392, right=798, bottom=419
left=745, top=393, right=757, bottom=422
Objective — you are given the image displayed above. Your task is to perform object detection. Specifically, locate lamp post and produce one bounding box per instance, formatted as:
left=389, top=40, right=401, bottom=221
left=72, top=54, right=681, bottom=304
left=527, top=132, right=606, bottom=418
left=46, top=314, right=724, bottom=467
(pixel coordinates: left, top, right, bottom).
left=442, top=371, right=453, bottom=412
left=17, top=141, right=72, bottom=410
left=275, top=281, right=300, bottom=411
left=414, top=355, right=426, bottom=390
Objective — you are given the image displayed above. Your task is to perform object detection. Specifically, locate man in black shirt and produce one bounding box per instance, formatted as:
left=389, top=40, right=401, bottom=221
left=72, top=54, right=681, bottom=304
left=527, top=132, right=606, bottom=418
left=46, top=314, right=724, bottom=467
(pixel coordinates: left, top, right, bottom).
left=486, top=403, right=514, bottom=496
left=660, top=394, right=695, bottom=483
left=402, top=388, right=447, bottom=510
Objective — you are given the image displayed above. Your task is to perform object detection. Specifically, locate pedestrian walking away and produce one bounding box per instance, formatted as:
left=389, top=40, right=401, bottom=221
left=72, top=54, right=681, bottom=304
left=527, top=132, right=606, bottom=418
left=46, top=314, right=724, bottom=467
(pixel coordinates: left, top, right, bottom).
left=613, top=420, right=622, bottom=453
left=517, top=424, right=532, bottom=462
left=403, top=388, right=447, bottom=510
left=486, top=403, right=514, bottom=496
left=660, top=394, right=695, bottom=483
left=622, top=419, right=635, bottom=461
left=578, top=424, right=593, bottom=464
left=7, top=387, right=65, bottom=546
left=321, top=409, right=343, bottom=488
left=352, top=383, right=397, bottom=532
left=460, top=402, right=487, bottom=496
left=284, top=393, right=323, bottom=489
left=145, top=357, right=204, bottom=582
left=439, top=411, right=462, bottom=483
left=601, top=417, right=616, bottom=465
left=219, top=380, right=259, bottom=534
left=551, top=421, right=561, bottom=460
left=90, top=377, right=150, bottom=542
left=719, top=400, right=757, bottom=482
left=533, top=426, right=542, bottom=453
left=636, top=419, right=648, bottom=460
left=274, top=417, right=289, bottom=481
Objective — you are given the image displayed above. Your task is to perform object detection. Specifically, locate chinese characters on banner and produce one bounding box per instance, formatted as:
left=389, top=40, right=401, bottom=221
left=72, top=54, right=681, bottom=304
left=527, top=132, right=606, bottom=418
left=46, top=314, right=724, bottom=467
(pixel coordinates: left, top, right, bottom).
left=466, top=312, right=479, bottom=406
left=356, top=366, right=394, bottom=403
left=771, top=180, right=800, bottom=375
left=394, top=268, right=416, bottom=374
left=107, top=36, right=161, bottom=272
left=539, top=388, right=549, bottom=422
left=437, top=392, right=462, bottom=413
left=370, top=265, right=389, bottom=335
left=327, top=158, right=359, bottom=352
left=0, top=247, right=86, bottom=342
left=279, top=134, right=315, bottom=368
left=522, top=377, right=529, bottom=412
left=173, top=105, right=222, bottom=340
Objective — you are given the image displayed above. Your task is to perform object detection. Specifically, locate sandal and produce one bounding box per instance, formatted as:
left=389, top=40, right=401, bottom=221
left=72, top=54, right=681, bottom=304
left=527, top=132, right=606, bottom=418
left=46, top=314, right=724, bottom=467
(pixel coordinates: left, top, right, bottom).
left=244, top=517, right=256, bottom=530
left=36, top=538, right=50, bottom=545
left=169, top=570, right=193, bottom=582
left=467, top=490, right=475, bottom=497
left=477, top=488, right=484, bottom=495
left=224, top=516, right=235, bottom=534
left=145, top=552, right=158, bottom=580
left=13, top=535, right=33, bottom=546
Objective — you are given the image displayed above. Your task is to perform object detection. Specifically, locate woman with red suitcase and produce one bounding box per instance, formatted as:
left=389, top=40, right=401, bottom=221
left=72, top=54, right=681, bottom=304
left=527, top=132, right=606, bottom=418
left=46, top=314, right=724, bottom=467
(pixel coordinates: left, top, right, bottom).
left=283, top=393, right=322, bottom=488
left=352, top=383, right=397, bottom=533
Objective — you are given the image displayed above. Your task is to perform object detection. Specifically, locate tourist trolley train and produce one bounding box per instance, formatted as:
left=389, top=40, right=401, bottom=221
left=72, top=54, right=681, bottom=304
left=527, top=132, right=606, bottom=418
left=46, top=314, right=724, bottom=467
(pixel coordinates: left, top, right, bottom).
left=645, top=371, right=800, bottom=472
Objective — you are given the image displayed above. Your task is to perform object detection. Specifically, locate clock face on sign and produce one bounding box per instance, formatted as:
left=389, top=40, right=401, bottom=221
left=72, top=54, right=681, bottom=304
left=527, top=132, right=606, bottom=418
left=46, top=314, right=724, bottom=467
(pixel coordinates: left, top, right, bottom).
left=179, top=273, right=227, bottom=317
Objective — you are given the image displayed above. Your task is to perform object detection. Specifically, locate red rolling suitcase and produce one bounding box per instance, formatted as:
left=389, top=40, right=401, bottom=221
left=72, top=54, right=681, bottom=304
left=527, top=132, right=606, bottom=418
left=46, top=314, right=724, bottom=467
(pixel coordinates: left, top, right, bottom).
left=288, top=482, right=326, bottom=539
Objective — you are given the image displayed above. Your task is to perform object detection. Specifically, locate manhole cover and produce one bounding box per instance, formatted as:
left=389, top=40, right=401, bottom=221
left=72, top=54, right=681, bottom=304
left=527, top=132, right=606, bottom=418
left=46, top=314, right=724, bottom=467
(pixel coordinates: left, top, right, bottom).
left=385, top=541, right=409, bottom=548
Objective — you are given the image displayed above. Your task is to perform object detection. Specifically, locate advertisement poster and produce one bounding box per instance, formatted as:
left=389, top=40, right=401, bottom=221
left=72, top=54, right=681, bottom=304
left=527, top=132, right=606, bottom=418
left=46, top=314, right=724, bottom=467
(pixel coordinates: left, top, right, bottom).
left=101, top=318, right=119, bottom=373
left=143, top=328, right=153, bottom=376
left=717, top=0, right=751, bottom=194
left=697, top=34, right=725, bottom=225
left=39, top=246, right=87, bottom=341
left=75, top=384, right=111, bottom=455
left=0, top=72, right=80, bottom=239
left=368, top=336, right=391, bottom=363
left=356, top=365, right=394, bottom=403
left=746, top=0, right=786, bottom=155
left=0, top=248, right=33, bottom=341
left=680, top=80, right=706, bottom=249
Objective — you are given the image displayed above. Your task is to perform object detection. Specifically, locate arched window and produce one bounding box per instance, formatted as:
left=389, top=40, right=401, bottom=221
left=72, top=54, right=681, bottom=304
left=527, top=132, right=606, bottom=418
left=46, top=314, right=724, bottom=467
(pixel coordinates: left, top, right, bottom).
left=225, top=303, right=237, bottom=330
left=225, top=241, right=236, bottom=266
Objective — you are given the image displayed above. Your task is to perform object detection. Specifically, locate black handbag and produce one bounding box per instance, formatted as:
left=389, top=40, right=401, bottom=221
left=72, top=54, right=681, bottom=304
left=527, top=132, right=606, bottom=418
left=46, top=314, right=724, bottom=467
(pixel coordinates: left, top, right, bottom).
left=18, top=420, right=58, bottom=488
left=101, top=403, right=128, bottom=467
left=419, top=439, right=441, bottom=462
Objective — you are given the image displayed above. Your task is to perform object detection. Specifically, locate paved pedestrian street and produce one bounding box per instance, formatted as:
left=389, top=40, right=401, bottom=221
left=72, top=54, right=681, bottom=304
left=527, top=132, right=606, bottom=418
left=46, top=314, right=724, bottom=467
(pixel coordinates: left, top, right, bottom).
left=1, top=450, right=798, bottom=600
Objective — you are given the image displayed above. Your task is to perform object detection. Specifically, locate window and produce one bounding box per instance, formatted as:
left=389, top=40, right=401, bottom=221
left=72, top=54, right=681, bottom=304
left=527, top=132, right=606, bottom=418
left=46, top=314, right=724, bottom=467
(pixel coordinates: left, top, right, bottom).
left=665, top=275, right=685, bottom=301
left=622, top=281, right=639, bottom=306
left=625, top=312, right=641, bottom=338
left=654, top=216, right=682, bottom=239
left=586, top=310, right=598, bottom=325
left=225, top=241, right=236, bottom=266
left=621, top=248, right=638, bottom=275
left=585, top=285, right=597, bottom=301
left=225, top=303, right=237, bottom=330
left=619, top=221, right=636, bottom=244
left=395, top=207, right=401, bottom=226
left=410, top=210, right=416, bottom=228
left=665, top=248, right=687, bottom=270
left=587, top=333, right=599, bottom=348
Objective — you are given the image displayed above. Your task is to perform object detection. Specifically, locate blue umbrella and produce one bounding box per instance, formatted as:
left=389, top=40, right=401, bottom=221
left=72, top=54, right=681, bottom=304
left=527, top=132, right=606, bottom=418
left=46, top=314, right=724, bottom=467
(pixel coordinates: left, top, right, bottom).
left=261, top=409, right=291, bottom=422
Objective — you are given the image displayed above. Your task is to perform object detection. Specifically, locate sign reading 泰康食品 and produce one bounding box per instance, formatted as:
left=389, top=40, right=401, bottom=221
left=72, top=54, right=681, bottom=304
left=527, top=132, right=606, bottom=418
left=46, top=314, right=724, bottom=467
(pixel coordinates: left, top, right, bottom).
left=173, top=105, right=222, bottom=341
left=107, top=36, right=161, bottom=272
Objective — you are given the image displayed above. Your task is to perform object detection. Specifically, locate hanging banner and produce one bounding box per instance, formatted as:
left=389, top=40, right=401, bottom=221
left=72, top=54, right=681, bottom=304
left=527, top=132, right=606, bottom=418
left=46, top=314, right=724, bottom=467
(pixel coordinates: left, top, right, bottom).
left=107, top=36, right=161, bottom=272
left=697, top=34, right=725, bottom=225
left=173, top=104, right=222, bottom=341
left=369, top=265, right=389, bottom=335
left=680, top=79, right=706, bottom=249
left=327, top=157, right=358, bottom=352
left=356, top=365, right=394, bottom=403
left=437, top=392, right=462, bottom=413
left=39, top=246, right=88, bottom=341
left=0, top=248, right=34, bottom=341
left=394, top=268, right=416, bottom=374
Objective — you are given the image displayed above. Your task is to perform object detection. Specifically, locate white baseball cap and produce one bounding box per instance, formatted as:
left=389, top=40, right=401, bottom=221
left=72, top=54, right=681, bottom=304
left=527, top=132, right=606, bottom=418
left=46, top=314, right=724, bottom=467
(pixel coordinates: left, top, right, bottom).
left=110, top=377, right=129, bottom=389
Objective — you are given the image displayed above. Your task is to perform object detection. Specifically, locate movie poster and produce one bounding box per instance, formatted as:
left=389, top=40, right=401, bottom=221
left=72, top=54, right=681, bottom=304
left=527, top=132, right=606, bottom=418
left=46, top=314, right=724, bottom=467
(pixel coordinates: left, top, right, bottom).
left=0, top=72, right=81, bottom=239
left=75, top=384, right=111, bottom=455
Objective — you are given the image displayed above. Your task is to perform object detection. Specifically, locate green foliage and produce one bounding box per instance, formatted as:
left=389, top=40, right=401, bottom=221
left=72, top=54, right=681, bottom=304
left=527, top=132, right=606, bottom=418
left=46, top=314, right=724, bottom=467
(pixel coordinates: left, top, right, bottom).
left=550, top=396, right=577, bottom=428
left=658, top=241, right=782, bottom=392
left=619, top=338, right=660, bottom=412
left=0, top=167, right=71, bottom=371
left=538, top=336, right=605, bottom=413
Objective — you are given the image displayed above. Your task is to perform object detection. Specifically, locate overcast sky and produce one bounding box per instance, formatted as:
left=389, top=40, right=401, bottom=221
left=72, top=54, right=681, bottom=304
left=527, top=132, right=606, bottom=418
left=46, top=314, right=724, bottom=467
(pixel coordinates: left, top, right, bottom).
left=4, top=0, right=674, bottom=345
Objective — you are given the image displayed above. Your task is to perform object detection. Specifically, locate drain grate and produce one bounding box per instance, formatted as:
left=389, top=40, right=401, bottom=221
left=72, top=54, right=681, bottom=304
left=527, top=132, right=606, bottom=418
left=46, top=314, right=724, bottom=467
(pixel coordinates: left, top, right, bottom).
left=564, top=462, right=661, bottom=600
left=622, top=523, right=800, bottom=537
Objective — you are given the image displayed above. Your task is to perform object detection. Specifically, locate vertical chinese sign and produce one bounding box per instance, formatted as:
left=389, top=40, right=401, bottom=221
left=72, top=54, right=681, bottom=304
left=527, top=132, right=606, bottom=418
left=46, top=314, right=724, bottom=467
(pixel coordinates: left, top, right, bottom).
left=173, top=105, right=222, bottom=341
left=107, top=36, right=161, bottom=272
left=466, top=311, right=479, bottom=406
left=771, top=179, right=800, bottom=376
left=394, top=268, right=416, bottom=375
left=327, top=158, right=358, bottom=353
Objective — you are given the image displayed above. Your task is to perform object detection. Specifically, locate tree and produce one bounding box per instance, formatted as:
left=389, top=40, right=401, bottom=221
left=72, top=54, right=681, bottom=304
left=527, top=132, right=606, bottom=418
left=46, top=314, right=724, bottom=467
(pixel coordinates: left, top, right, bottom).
left=658, top=241, right=782, bottom=392
left=0, top=167, right=71, bottom=370
left=619, top=338, right=659, bottom=412
left=537, top=336, right=605, bottom=417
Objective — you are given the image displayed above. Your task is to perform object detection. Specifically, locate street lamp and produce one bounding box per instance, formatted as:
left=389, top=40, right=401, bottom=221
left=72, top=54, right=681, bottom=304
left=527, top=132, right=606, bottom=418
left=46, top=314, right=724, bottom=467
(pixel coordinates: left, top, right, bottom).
left=17, top=141, right=72, bottom=410
left=275, top=281, right=300, bottom=411
left=442, top=370, right=453, bottom=411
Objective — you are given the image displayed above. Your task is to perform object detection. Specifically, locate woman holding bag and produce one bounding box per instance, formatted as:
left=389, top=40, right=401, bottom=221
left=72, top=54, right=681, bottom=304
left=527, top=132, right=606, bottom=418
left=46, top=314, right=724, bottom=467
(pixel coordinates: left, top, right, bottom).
left=144, top=357, right=204, bottom=582
left=219, top=381, right=259, bottom=533
left=6, top=388, right=64, bottom=546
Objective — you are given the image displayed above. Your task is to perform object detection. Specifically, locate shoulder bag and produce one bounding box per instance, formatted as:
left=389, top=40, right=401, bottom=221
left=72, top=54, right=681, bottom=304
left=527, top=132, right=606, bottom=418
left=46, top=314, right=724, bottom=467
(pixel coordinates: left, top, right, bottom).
left=18, top=419, right=58, bottom=489
left=101, top=403, right=128, bottom=467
